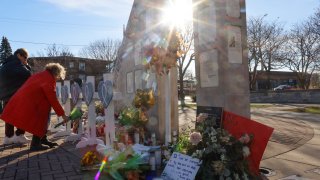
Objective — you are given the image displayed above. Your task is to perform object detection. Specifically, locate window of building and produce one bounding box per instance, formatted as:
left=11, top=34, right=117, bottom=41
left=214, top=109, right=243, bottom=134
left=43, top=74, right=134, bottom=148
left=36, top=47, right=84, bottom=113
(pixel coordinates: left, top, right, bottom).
left=79, top=62, right=85, bottom=71
left=69, top=62, right=74, bottom=68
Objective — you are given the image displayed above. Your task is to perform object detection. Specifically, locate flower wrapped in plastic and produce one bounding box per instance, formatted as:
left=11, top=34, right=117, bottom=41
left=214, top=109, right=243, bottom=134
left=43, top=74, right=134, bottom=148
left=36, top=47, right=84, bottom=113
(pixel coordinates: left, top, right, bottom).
left=173, top=114, right=257, bottom=179
left=118, top=107, right=148, bottom=127
left=143, top=30, right=183, bottom=76
left=133, top=88, right=155, bottom=110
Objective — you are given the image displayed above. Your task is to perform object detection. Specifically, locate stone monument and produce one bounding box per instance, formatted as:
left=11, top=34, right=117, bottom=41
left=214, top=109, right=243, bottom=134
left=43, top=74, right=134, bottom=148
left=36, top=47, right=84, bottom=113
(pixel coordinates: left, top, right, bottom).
left=193, top=0, right=250, bottom=118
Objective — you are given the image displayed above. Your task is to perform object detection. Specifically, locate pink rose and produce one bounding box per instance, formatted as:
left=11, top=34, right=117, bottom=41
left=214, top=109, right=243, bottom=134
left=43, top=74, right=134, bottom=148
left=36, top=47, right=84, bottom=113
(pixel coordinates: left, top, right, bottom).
left=196, top=113, right=208, bottom=123
left=189, top=132, right=202, bottom=145
left=239, top=134, right=251, bottom=144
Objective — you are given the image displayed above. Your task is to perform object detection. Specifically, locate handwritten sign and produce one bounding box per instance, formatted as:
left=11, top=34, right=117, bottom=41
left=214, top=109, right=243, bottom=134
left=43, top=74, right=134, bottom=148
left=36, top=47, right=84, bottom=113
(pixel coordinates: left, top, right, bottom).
left=161, top=152, right=201, bottom=180
left=98, top=80, right=113, bottom=108
left=61, top=85, right=69, bottom=104
left=82, top=82, right=94, bottom=106
left=71, top=83, right=81, bottom=105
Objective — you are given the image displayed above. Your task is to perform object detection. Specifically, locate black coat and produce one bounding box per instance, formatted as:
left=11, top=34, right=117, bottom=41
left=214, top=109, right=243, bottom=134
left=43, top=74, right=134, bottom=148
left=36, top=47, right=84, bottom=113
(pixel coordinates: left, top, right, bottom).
left=0, top=55, right=32, bottom=101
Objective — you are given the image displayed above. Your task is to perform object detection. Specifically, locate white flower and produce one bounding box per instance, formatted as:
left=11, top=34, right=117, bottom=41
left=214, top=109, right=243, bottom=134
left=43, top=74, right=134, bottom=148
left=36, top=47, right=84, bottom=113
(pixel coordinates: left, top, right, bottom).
left=242, top=146, right=250, bottom=157
left=211, top=136, right=217, bottom=142
left=192, top=150, right=203, bottom=158
left=190, top=132, right=202, bottom=145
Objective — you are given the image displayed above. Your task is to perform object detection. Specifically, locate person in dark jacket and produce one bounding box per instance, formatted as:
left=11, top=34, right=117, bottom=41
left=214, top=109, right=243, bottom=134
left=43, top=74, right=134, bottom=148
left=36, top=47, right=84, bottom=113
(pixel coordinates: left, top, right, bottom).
left=0, top=48, right=32, bottom=145
left=1, top=63, right=69, bottom=151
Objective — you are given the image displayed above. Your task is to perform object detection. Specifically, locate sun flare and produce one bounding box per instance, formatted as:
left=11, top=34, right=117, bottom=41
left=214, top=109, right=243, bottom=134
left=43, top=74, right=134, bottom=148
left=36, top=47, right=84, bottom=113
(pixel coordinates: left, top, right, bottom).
left=161, top=0, right=193, bottom=28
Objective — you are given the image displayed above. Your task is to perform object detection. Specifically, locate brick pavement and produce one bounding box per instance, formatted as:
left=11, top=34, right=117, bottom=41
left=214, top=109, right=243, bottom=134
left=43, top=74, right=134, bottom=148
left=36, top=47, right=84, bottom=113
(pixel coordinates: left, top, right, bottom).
left=0, top=120, right=85, bottom=180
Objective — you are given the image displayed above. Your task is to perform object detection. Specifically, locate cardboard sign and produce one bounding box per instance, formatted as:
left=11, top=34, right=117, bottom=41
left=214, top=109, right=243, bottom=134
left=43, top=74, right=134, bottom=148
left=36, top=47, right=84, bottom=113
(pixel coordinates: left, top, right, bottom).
left=161, top=152, right=201, bottom=180
left=196, top=106, right=223, bottom=128
left=61, top=85, right=69, bottom=104
left=71, top=83, right=81, bottom=105
left=223, top=111, right=274, bottom=175
left=82, top=82, right=94, bottom=106
left=98, top=80, right=113, bottom=108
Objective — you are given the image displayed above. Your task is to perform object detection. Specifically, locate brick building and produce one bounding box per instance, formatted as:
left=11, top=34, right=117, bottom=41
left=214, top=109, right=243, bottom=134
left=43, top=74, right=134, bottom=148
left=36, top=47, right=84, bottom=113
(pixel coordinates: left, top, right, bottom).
left=251, top=71, right=299, bottom=90
left=28, top=56, right=112, bottom=87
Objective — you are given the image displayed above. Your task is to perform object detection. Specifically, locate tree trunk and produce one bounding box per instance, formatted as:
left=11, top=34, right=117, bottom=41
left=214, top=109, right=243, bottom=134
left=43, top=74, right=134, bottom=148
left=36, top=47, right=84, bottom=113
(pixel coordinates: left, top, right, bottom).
left=178, top=74, right=185, bottom=106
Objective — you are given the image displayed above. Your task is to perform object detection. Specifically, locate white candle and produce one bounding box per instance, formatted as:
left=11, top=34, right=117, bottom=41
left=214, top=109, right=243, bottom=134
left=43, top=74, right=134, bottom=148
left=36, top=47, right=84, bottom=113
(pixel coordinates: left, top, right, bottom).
left=149, top=156, right=156, bottom=171
left=151, top=133, right=156, bottom=146
left=155, top=150, right=161, bottom=165
left=134, top=132, right=140, bottom=144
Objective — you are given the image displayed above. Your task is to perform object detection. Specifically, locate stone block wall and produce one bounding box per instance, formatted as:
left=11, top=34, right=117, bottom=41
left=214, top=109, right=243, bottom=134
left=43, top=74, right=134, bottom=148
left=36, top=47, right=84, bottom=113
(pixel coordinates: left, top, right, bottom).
left=250, top=90, right=320, bottom=103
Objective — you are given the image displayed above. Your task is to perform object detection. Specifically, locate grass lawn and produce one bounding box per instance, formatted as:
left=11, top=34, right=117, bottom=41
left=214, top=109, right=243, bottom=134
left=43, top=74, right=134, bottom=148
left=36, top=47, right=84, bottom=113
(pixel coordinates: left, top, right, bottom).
left=250, top=104, right=274, bottom=108
left=283, top=106, right=320, bottom=114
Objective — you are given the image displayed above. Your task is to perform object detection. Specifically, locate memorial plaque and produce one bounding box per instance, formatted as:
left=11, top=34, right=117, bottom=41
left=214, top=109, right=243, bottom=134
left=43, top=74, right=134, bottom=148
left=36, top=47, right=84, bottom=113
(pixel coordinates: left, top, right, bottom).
left=135, top=70, right=142, bottom=90
left=196, top=106, right=223, bottom=129
left=228, top=26, right=242, bottom=64
left=199, top=49, right=219, bottom=87
left=196, top=0, right=216, bottom=46
left=98, top=80, right=113, bottom=108
left=82, top=82, right=94, bottom=106
left=61, top=85, right=69, bottom=105
left=126, top=72, right=134, bottom=93
left=226, top=0, right=240, bottom=18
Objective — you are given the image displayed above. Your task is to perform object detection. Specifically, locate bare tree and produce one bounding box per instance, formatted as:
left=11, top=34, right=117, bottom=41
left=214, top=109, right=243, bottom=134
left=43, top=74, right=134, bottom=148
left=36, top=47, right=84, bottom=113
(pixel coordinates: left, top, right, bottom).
left=310, top=73, right=320, bottom=89
left=247, top=15, right=287, bottom=90
left=310, top=6, right=320, bottom=36
left=282, top=21, right=320, bottom=89
left=37, top=44, right=74, bottom=57
left=79, top=39, right=121, bottom=72
left=176, top=24, right=195, bottom=106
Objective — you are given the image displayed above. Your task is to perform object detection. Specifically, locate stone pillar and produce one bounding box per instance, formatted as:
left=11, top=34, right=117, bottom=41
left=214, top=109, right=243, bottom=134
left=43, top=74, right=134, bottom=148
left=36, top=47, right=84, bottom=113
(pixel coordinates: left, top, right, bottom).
left=193, top=0, right=250, bottom=118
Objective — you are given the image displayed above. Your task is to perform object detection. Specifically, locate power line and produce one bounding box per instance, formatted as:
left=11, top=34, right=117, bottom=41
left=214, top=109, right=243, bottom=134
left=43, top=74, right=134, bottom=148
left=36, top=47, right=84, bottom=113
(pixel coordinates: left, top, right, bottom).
left=9, top=40, right=87, bottom=47
left=0, top=17, right=109, bottom=29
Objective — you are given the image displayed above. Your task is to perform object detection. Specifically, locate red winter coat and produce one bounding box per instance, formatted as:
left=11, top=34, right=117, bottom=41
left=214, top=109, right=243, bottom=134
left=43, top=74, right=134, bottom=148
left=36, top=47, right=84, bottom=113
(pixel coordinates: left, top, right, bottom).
left=0, top=70, right=65, bottom=137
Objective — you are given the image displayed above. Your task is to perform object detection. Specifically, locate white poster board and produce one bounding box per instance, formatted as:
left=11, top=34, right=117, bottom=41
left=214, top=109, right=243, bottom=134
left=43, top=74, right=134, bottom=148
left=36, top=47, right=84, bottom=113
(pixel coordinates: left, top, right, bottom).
left=228, top=26, right=242, bottom=64
left=200, top=49, right=219, bottom=87
left=134, top=43, right=142, bottom=65
left=161, top=152, right=201, bottom=180
left=197, top=1, right=216, bottom=46
left=126, top=72, right=134, bottom=93
left=226, top=0, right=240, bottom=18
left=135, top=70, right=142, bottom=90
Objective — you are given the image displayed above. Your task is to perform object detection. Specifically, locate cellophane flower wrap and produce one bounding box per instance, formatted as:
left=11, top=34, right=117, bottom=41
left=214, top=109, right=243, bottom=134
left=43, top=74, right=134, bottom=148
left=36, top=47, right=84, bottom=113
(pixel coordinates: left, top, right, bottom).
left=174, top=113, right=258, bottom=180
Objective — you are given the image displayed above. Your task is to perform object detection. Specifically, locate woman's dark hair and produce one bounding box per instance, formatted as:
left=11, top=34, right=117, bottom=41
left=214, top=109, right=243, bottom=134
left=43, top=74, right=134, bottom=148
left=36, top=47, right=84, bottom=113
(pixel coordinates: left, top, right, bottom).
left=14, top=48, right=28, bottom=58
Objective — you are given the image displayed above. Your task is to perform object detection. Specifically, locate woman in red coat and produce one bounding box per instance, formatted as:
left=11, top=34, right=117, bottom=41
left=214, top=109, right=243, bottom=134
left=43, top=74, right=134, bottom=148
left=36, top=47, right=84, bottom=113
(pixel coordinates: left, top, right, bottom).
left=1, top=63, right=69, bottom=151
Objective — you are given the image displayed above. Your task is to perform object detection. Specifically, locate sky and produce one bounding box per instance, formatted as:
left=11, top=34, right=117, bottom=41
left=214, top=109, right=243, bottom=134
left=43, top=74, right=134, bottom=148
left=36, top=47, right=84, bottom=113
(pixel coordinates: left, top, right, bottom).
left=0, top=0, right=319, bottom=57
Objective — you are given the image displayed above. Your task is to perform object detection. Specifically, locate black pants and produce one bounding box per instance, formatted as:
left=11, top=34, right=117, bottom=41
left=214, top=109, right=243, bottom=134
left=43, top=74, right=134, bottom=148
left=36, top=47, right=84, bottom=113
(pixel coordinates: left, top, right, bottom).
left=31, top=135, right=49, bottom=146
left=1, top=101, right=25, bottom=137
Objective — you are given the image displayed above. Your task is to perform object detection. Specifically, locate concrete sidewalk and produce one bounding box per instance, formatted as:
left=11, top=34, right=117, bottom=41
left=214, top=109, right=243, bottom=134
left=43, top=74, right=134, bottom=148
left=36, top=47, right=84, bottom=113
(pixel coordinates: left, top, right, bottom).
left=179, top=103, right=320, bottom=180
left=0, top=120, right=85, bottom=180
left=0, top=104, right=319, bottom=180
left=252, top=104, right=320, bottom=180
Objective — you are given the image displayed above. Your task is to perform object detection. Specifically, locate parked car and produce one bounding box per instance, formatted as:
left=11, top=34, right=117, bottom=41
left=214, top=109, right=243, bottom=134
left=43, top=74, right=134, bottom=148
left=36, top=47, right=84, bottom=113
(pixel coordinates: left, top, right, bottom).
left=273, top=85, right=292, bottom=91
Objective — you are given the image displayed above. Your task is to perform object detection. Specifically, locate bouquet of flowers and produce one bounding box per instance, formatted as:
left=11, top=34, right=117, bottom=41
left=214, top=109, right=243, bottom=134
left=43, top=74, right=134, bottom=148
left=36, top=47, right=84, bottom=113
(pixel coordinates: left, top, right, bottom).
left=143, top=30, right=182, bottom=75
left=174, top=113, right=258, bottom=180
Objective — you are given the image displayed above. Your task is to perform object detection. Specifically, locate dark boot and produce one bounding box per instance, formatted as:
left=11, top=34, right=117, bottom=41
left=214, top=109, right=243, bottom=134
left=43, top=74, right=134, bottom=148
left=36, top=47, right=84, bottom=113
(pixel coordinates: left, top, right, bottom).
left=30, top=136, right=49, bottom=151
left=41, top=135, right=58, bottom=148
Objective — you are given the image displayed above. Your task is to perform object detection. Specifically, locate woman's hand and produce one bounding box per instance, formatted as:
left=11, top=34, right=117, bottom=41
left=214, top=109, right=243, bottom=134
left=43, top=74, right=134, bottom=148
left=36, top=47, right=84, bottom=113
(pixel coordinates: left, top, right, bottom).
left=62, top=115, right=69, bottom=124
